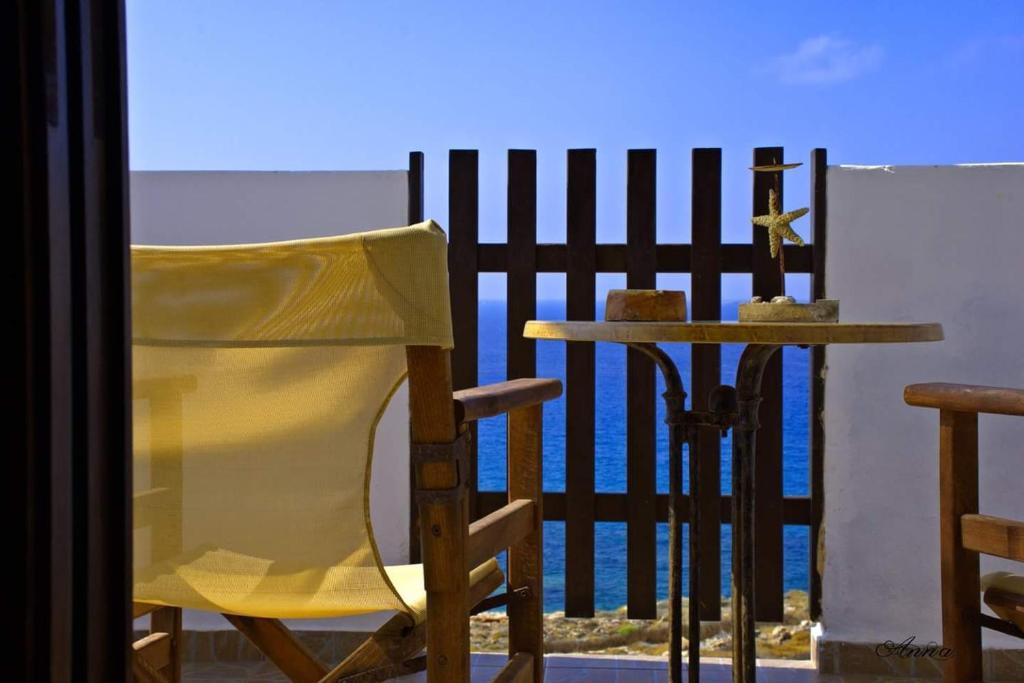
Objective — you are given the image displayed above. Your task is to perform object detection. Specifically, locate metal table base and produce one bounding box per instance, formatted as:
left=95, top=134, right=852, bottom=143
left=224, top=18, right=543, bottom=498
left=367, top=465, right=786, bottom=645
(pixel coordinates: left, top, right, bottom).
left=624, top=342, right=781, bottom=683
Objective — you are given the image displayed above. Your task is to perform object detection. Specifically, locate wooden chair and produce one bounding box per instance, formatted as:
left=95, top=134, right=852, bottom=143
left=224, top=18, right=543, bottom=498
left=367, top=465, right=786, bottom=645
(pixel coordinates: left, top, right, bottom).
left=129, top=221, right=560, bottom=683
left=905, top=382, right=1024, bottom=682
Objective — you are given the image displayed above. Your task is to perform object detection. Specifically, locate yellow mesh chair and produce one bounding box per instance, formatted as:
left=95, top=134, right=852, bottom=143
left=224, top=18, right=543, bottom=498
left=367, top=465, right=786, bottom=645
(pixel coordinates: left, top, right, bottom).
left=130, top=221, right=561, bottom=683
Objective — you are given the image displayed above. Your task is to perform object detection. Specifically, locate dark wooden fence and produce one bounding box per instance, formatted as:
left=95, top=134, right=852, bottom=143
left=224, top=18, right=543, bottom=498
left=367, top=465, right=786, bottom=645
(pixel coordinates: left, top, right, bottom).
left=407, top=147, right=827, bottom=622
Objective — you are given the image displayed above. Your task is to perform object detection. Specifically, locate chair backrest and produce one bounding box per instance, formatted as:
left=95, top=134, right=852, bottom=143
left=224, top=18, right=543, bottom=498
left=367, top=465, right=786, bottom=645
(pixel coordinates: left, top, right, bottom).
left=131, top=221, right=452, bottom=619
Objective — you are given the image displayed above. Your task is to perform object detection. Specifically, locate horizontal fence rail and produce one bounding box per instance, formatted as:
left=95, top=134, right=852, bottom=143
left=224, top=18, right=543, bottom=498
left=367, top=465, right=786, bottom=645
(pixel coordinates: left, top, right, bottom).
left=474, top=243, right=813, bottom=273
left=409, top=147, right=827, bottom=622
left=475, top=492, right=814, bottom=524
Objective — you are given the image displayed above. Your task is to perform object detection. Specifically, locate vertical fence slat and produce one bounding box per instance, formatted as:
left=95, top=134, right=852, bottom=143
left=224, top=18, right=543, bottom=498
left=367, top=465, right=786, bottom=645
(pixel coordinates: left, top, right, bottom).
left=449, top=150, right=480, bottom=521
left=690, top=148, right=722, bottom=621
left=408, top=151, right=425, bottom=562
left=565, top=149, right=597, bottom=617
left=751, top=147, right=785, bottom=622
left=626, top=149, right=658, bottom=619
left=408, top=151, right=424, bottom=224
left=809, top=148, right=827, bottom=620
left=507, top=150, right=537, bottom=381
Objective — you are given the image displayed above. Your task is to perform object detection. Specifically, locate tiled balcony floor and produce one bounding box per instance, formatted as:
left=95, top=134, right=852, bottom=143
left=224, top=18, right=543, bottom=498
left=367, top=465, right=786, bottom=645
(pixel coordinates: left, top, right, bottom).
left=182, top=653, right=992, bottom=682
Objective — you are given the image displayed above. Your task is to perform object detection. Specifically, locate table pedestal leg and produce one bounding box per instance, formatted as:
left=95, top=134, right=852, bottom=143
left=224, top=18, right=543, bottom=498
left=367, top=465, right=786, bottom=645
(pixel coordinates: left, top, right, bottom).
left=731, top=344, right=781, bottom=683
left=685, top=418, right=701, bottom=683
left=626, top=344, right=692, bottom=683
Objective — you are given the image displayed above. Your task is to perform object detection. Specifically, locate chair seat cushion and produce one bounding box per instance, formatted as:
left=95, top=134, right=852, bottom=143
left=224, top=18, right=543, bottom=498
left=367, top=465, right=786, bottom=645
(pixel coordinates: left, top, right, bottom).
left=134, top=546, right=503, bottom=621
left=981, top=572, right=1024, bottom=630
left=385, top=558, right=503, bottom=624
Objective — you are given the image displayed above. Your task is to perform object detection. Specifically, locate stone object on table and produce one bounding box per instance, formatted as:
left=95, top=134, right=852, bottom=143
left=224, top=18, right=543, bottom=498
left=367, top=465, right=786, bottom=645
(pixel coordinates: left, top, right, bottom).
left=605, top=289, right=687, bottom=322
left=737, top=297, right=840, bottom=323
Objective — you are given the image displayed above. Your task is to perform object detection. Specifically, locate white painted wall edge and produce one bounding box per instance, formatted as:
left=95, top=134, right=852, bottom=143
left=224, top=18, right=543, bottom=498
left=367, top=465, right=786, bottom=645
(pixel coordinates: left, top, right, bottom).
left=820, top=162, right=1024, bottom=651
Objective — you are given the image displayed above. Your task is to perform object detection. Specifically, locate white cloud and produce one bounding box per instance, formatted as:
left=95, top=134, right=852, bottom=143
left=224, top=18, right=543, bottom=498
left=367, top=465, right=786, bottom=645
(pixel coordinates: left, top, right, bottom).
left=766, top=35, right=884, bottom=85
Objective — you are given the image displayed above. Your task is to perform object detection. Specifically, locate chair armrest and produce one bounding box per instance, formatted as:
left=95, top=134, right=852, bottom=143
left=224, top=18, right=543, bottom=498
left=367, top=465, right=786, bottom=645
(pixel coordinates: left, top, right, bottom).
left=904, top=382, right=1024, bottom=417
left=454, top=378, right=562, bottom=423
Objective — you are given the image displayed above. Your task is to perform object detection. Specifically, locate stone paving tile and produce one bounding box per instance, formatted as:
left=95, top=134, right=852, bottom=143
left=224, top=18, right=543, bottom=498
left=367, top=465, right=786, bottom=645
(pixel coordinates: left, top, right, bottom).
left=184, top=656, right=1020, bottom=682
left=183, top=661, right=287, bottom=681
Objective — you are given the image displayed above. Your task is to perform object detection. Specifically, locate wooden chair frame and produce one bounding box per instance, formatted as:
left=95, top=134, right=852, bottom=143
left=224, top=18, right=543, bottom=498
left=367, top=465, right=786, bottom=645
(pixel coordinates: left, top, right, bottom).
left=132, top=344, right=561, bottom=683
left=905, top=382, right=1024, bottom=682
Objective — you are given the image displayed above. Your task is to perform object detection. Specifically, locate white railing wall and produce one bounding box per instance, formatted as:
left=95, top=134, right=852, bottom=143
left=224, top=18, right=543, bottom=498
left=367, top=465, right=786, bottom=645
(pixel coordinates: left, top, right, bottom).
left=822, top=163, right=1024, bottom=651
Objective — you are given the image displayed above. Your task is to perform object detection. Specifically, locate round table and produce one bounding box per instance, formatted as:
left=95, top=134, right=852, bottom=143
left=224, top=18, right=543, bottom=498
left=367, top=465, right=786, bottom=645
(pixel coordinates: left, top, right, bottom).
left=523, top=321, right=943, bottom=683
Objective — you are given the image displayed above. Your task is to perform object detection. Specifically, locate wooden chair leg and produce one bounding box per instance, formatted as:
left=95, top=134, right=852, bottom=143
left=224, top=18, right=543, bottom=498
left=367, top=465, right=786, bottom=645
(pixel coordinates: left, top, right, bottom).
left=132, top=650, right=169, bottom=683
left=939, top=410, right=982, bottom=682
left=508, top=404, right=544, bottom=683
left=321, top=616, right=425, bottom=681
left=222, top=614, right=328, bottom=683
left=420, top=492, right=471, bottom=682
left=407, top=346, right=471, bottom=682
left=324, top=563, right=503, bottom=682
left=150, top=607, right=181, bottom=682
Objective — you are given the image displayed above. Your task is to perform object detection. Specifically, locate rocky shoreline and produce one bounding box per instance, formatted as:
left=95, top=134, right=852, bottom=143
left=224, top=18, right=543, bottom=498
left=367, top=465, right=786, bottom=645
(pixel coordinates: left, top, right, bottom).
left=471, top=590, right=811, bottom=659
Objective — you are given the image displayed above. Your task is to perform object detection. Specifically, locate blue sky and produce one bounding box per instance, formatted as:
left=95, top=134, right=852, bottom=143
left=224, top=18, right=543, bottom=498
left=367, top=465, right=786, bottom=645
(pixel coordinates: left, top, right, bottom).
left=126, top=1, right=1024, bottom=301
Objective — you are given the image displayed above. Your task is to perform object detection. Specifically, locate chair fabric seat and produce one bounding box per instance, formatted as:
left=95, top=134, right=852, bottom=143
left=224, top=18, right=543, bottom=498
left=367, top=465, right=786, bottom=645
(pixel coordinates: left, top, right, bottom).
left=981, top=572, right=1024, bottom=630
left=131, top=222, right=457, bottom=620
left=134, top=555, right=502, bottom=624
left=385, top=558, right=503, bottom=624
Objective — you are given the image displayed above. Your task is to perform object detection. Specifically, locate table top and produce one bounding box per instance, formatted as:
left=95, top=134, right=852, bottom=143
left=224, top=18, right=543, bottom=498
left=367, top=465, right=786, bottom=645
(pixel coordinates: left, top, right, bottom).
left=523, top=320, right=944, bottom=345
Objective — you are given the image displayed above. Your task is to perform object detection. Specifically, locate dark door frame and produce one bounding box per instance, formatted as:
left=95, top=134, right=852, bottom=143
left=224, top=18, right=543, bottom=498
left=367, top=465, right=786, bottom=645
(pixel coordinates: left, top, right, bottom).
left=8, top=0, right=132, bottom=680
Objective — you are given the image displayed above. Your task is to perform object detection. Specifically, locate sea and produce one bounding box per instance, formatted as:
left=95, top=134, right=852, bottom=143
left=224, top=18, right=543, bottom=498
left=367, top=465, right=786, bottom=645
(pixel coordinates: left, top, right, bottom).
left=475, top=300, right=811, bottom=612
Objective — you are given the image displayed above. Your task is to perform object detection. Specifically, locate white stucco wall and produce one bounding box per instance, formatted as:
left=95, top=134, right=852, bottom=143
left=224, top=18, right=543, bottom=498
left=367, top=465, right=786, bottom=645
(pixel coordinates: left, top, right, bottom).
left=130, top=170, right=410, bottom=245
left=130, top=171, right=412, bottom=631
left=821, top=163, right=1024, bottom=650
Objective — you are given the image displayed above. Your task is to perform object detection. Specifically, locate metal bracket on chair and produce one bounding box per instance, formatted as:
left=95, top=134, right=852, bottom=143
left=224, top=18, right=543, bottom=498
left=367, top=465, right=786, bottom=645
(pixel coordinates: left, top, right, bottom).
left=510, top=585, right=533, bottom=601
left=412, top=429, right=471, bottom=505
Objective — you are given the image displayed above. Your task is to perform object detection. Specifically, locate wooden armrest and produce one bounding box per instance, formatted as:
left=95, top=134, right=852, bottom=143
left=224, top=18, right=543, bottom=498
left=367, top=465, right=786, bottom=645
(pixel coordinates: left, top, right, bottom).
left=454, top=378, right=562, bottom=423
left=904, top=382, right=1024, bottom=417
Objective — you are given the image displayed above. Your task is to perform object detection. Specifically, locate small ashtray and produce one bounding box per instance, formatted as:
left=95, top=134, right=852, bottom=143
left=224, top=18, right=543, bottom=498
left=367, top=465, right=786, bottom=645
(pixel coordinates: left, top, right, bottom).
left=605, top=289, right=687, bottom=322
left=738, top=297, right=839, bottom=323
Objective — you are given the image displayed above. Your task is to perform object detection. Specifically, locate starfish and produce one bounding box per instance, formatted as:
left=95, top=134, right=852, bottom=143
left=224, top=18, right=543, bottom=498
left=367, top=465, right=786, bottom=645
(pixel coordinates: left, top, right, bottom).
left=751, top=188, right=808, bottom=258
